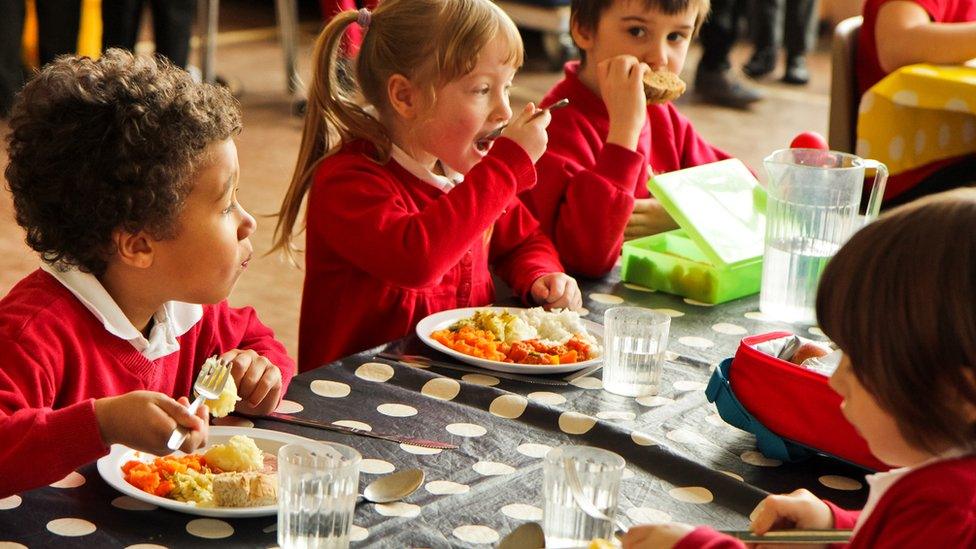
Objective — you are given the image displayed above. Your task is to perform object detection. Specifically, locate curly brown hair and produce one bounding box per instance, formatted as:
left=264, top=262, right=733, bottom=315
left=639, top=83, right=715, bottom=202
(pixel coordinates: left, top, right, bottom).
left=4, top=49, right=242, bottom=276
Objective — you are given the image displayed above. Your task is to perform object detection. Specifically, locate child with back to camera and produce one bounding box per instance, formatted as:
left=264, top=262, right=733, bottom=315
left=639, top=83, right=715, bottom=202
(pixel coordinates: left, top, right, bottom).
left=0, top=50, right=295, bottom=498
left=623, top=189, right=976, bottom=548
left=272, top=0, right=582, bottom=372
left=521, top=0, right=737, bottom=277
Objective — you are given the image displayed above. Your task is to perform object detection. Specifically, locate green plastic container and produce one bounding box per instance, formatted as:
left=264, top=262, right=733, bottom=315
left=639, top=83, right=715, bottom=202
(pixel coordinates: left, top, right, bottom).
left=621, top=159, right=766, bottom=304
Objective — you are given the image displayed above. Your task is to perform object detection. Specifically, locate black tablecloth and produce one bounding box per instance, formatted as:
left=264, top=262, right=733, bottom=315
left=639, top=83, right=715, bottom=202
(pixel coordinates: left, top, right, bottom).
left=0, top=274, right=871, bottom=548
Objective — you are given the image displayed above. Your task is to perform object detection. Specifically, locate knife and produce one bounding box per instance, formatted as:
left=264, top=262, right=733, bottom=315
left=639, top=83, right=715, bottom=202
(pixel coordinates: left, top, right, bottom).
left=720, top=529, right=853, bottom=544
left=257, top=412, right=458, bottom=450
left=376, top=353, right=570, bottom=386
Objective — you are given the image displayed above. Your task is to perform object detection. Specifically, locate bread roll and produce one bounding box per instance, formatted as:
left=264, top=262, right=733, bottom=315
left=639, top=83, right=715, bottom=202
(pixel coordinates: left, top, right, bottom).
left=643, top=69, right=686, bottom=104
left=212, top=472, right=277, bottom=507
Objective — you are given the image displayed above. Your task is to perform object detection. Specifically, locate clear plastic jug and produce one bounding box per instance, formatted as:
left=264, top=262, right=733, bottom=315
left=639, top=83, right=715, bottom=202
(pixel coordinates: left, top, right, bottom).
left=759, top=149, right=888, bottom=324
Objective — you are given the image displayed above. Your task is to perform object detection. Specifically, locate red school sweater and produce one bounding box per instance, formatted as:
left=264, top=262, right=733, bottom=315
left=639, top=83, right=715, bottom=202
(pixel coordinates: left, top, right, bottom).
left=521, top=62, right=732, bottom=278
left=298, top=138, right=564, bottom=371
left=0, top=270, right=295, bottom=498
left=674, top=455, right=976, bottom=548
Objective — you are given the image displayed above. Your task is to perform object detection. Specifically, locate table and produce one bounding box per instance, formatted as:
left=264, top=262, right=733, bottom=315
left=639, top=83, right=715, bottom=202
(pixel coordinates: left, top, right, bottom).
left=0, top=273, right=872, bottom=548
left=856, top=63, right=976, bottom=175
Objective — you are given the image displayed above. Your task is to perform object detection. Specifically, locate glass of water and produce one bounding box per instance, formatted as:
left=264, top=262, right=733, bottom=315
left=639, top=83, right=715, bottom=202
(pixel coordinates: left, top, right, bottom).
left=278, top=441, right=361, bottom=549
left=602, top=307, right=671, bottom=397
left=542, top=445, right=625, bottom=548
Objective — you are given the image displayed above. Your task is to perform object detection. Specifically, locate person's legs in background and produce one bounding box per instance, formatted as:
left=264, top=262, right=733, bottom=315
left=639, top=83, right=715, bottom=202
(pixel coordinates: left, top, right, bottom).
left=101, top=0, right=145, bottom=54
left=695, top=0, right=763, bottom=108
left=36, top=0, right=82, bottom=65
left=743, top=0, right=783, bottom=79
left=0, top=0, right=26, bottom=117
left=148, top=0, right=194, bottom=68
left=782, top=0, right=819, bottom=84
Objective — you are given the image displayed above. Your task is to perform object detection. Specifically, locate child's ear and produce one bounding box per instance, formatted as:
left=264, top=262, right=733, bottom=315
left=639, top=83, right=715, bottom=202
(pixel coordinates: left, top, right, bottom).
left=570, top=18, right=595, bottom=51
left=387, top=74, right=419, bottom=120
left=112, top=229, right=155, bottom=269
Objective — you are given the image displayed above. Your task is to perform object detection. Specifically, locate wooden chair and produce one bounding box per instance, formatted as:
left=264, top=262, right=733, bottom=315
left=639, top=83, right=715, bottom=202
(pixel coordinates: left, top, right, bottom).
left=828, top=16, right=862, bottom=153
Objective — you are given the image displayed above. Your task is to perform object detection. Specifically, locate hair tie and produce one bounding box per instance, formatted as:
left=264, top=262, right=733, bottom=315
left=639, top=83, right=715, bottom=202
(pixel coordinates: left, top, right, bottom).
left=356, top=8, right=371, bottom=29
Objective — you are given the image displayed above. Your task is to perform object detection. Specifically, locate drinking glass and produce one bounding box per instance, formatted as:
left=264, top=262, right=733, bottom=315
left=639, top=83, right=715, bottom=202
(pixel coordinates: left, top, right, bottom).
left=602, top=307, right=671, bottom=397
left=542, top=445, right=625, bottom=548
left=278, top=441, right=361, bottom=549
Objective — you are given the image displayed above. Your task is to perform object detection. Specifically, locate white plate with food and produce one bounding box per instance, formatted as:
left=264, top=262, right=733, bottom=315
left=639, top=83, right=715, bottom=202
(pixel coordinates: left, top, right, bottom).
left=98, top=426, right=313, bottom=518
left=416, top=306, right=604, bottom=375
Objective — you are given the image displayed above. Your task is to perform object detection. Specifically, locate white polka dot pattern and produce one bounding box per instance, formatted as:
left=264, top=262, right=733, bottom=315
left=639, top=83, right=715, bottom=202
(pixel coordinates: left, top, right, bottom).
left=0, top=496, right=22, bottom=510
left=631, top=432, right=655, bottom=446
left=425, top=480, right=470, bottom=495
left=350, top=525, right=369, bottom=542
left=622, top=468, right=635, bottom=480
left=668, top=486, right=713, bottom=504
left=125, top=544, right=168, bottom=549
left=558, top=412, right=596, bottom=434
left=473, top=461, right=516, bottom=476
left=673, top=380, right=707, bottom=391
left=626, top=507, right=672, bottom=524
left=711, top=323, right=747, bottom=335
left=310, top=380, right=351, bottom=398
left=517, top=443, right=552, bottom=458
left=355, top=362, right=395, bottom=382
left=501, top=503, right=543, bottom=521
left=678, top=336, right=714, bottom=349
left=111, top=496, right=157, bottom=511
left=489, top=395, right=528, bottom=418
left=682, top=298, right=714, bottom=307
left=274, top=400, right=304, bottom=414
left=399, top=443, right=442, bottom=455
left=819, top=475, right=863, bottom=491
left=377, top=403, right=417, bottom=417
left=47, top=518, right=96, bottom=537
left=360, top=459, right=395, bottom=474
left=185, top=519, right=234, bottom=539
left=589, top=293, right=624, bottom=304
left=375, top=502, right=421, bottom=517
left=452, top=525, right=499, bottom=544
left=569, top=377, right=602, bottom=389
left=333, top=419, right=372, bottom=431
left=50, top=472, right=85, bottom=489
left=623, top=283, right=654, bottom=292
left=446, top=423, right=487, bottom=437
left=421, top=378, right=461, bottom=401
left=596, top=411, right=636, bottom=421
left=721, top=471, right=744, bottom=482
left=653, top=308, right=685, bottom=318
left=667, top=429, right=713, bottom=446
left=527, top=391, right=566, bottom=405
left=740, top=451, right=782, bottom=467
left=636, top=395, right=673, bottom=407
left=462, top=374, right=500, bottom=386
left=0, top=543, right=28, bottom=549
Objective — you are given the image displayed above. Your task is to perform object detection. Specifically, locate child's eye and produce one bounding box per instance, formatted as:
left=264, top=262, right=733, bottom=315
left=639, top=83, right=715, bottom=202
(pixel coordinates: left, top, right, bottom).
left=475, top=86, right=490, bottom=95
left=627, top=26, right=647, bottom=39
left=667, top=32, right=688, bottom=42
left=223, top=202, right=238, bottom=214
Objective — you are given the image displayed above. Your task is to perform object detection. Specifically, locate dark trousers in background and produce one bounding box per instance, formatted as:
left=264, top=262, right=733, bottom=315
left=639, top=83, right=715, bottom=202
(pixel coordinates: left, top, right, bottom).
left=697, top=0, right=750, bottom=72
left=101, top=0, right=195, bottom=68
left=750, top=0, right=821, bottom=57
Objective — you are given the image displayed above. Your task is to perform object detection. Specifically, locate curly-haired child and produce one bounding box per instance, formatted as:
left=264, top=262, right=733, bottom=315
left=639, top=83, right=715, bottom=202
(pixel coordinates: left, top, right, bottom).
left=0, top=50, right=296, bottom=498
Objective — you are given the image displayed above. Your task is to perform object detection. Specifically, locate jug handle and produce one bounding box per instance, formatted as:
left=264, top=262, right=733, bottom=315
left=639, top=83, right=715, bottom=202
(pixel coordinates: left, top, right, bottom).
left=861, top=159, right=888, bottom=222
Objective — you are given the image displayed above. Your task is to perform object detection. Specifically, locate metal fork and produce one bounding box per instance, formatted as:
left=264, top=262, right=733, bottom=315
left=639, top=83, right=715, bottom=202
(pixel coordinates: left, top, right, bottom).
left=563, top=457, right=630, bottom=536
left=166, top=356, right=232, bottom=451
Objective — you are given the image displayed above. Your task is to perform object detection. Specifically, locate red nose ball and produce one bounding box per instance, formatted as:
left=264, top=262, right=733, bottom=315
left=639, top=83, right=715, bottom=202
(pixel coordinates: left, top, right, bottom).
left=790, top=131, right=829, bottom=150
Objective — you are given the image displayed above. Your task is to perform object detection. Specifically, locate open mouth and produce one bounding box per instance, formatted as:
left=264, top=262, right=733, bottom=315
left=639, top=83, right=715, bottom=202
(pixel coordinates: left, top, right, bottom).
left=241, top=254, right=252, bottom=269
left=474, top=128, right=503, bottom=152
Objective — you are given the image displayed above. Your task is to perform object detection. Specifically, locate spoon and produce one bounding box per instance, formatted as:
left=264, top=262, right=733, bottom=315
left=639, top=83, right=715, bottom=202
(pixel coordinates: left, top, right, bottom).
left=357, top=468, right=424, bottom=505
left=497, top=522, right=546, bottom=549
left=477, top=98, right=570, bottom=147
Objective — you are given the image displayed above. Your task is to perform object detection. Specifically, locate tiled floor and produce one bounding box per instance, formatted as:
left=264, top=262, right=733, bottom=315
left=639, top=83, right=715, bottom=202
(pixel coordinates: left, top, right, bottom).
left=0, top=14, right=831, bottom=359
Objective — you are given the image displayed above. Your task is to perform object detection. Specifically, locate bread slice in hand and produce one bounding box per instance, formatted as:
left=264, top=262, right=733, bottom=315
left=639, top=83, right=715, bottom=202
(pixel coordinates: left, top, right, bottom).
left=643, top=69, right=686, bottom=104
left=213, top=472, right=278, bottom=507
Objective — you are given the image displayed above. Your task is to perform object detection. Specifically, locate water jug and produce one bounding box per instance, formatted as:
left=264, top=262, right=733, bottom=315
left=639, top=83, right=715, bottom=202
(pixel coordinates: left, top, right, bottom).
left=759, top=149, right=888, bottom=324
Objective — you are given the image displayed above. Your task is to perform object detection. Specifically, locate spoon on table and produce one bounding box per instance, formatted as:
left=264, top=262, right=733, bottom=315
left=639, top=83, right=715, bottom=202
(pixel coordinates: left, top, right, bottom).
left=497, top=522, right=546, bottom=549
left=357, top=468, right=425, bottom=505
left=476, top=98, right=570, bottom=149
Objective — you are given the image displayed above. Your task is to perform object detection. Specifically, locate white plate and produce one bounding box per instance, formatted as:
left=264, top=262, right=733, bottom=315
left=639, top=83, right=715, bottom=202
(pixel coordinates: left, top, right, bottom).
left=416, top=306, right=604, bottom=375
left=97, top=426, right=315, bottom=518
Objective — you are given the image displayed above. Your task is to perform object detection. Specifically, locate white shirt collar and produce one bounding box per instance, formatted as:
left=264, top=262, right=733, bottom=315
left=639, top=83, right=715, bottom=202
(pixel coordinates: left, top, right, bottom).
left=389, top=144, right=464, bottom=192
left=41, top=263, right=203, bottom=361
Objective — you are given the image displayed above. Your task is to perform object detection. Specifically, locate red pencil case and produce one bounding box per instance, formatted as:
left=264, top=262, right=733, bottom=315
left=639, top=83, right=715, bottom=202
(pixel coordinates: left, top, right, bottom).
left=707, top=331, right=889, bottom=471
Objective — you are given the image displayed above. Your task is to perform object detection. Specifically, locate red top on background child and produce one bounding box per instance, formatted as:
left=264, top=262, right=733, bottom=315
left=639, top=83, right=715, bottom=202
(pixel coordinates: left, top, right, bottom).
left=623, top=189, right=976, bottom=548
left=0, top=50, right=295, bottom=498
left=520, top=0, right=733, bottom=278
left=272, top=0, right=581, bottom=371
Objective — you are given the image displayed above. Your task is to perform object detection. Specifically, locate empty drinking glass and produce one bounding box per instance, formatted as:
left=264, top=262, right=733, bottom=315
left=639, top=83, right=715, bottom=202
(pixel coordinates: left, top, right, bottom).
left=542, top=445, right=625, bottom=548
left=602, top=307, right=671, bottom=397
left=278, top=441, right=361, bottom=549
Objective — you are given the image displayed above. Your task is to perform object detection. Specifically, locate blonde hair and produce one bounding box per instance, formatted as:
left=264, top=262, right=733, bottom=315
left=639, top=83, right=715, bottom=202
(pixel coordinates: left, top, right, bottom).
left=271, top=0, right=524, bottom=262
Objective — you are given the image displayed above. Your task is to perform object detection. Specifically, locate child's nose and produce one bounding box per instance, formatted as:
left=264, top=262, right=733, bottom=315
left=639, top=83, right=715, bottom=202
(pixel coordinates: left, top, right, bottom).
left=238, top=206, right=257, bottom=239
left=644, top=44, right=669, bottom=71
left=493, top=96, right=513, bottom=122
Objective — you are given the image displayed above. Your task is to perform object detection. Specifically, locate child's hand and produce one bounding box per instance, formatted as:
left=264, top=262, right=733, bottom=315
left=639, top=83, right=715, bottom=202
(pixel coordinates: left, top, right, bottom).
left=530, top=272, right=583, bottom=310
left=597, top=55, right=650, bottom=151
left=221, top=349, right=284, bottom=416
left=94, top=391, right=209, bottom=455
left=621, top=522, right=696, bottom=549
left=502, top=102, right=551, bottom=164
left=750, top=489, right=834, bottom=535
left=625, top=198, right=679, bottom=240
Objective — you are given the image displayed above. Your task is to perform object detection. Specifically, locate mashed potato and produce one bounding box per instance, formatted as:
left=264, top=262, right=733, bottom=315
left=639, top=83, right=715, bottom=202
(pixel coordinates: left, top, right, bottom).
left=197, top=357, right=241, bottom=418
left=205, top=435, right=264, bottom=472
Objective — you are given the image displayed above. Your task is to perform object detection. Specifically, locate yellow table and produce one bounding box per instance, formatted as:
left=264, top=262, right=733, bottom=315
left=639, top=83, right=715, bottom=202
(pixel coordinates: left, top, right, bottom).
left=856, top=63, right=976, bottom=176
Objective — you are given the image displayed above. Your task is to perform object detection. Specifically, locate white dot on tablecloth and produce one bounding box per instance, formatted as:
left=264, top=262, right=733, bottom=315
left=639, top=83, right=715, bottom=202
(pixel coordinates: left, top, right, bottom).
left=711, top=323, right=747, bottom=335
left=678, top=336, right=713, bottom=349
left=0, top=543, right=28, bottom=549
left=453, top=525, right=499, bottom=544
left=311, top=380, right=351, bottom=398
left=399, top=443, right=442, bottom=455
left=963, top=120, right=975, bottom=144
left=356, top=362, right=395, bottom=382
left=426, top=480, right=470, bottom=495
left=377, top=403, right=418, bottom=417
left=808, top=326, right=826, bottom=338
left=490, top=395, right=528, bottom=418
left=888, top=135, right=905, bottom=161
left=635, top=395, right=673, bottom=407
left=721, top=470, right=744, bottom=482
left=631, top=431, right=656, bottom=446
left=360, top=459, right=395, bottom=474
left=47, top=518, right=96, bottom=537
left=421, top=378, right=461, bottom=401
left=741, top=451, right=782, bottom=467
left=859, top=92, right=875, bottom=113
left=274, top=400, right=303, bottom=414
left=501, top=503, right=543, bottom=521
left=819, top=475, right=863, bottom=491
left=558, top=412, right=596, bottom=434
left=570, top=376, right=603, bottom=389
left=914, top=129, right=927, bottom=155
left=682, top=298, right=714, bottom=307
left=706, top=413, right=726, bottom=427
left=578, top=307, right=591, bottom=317
left=590, top=293, right=624, bottom=305
left=667, top=429, right=713, bottom=446
left=596, top=411, right=636, bottom=421
left=262, top=524, right=277, bottom=533
left=398, top=359, right=429, bottom=369
left=50, top=471, right=85, bottom=489
left=527, top=391, right=566, bottom=405
left=622, top=467, right=636, bottom=480
left=334, top=419, right=372, bottom=431
left=669, top=487, right=713, bottom=504
left=462, top=373, right=500, bottom=386
left=517, top=442, right=552, bottom=458
left=213, top=416, right=254, bottom=427
left=447, top=423, right=487, bottom=437
left=125, top=544, right=168, bottom=549
left=892, top=89, right=919, bottom=106
left=939, top=123, right=952, bottom=149
left=473, top=461, right=516, bottom=476
left=673, top=380, right=707, bottom=391
left=856, top=139, right=871, bottom=157
left=186, top=519, right=233, bottom=539
left=111, top=496, right=158, bottom=511
left=0, top=496, right=22, bottom=510
left=744, top=311, right=771, bottom=321
left=350, top=525, right=369, bottom=542
left=945, top=98, right=970, bottom=112
left=664, top=351, right=680, bottom=361
left=653, top=308, right=685, bottom=318
left=623, top=283, right=655, bottom=292
left=375, top=502, right=421, bottom=517
left=626, top=507, right=672, bottom=524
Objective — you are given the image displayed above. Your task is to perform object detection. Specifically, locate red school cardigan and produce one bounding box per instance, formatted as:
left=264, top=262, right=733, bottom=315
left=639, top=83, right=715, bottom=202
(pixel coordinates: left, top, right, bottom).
left=298, top=138, right=564, bottom=371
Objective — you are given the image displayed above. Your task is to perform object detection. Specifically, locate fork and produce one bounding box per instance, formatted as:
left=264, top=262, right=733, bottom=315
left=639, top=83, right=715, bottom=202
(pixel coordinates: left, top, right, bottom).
left=563, top=457, right=630, bottom=536
left=165, top=356, right=232, bottom=451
